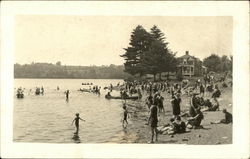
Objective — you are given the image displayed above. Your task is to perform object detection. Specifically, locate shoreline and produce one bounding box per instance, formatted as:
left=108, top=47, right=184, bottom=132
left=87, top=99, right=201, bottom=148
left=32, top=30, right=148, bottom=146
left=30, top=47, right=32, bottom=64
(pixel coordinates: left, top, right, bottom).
left=108, top=88, right=232, bottom=144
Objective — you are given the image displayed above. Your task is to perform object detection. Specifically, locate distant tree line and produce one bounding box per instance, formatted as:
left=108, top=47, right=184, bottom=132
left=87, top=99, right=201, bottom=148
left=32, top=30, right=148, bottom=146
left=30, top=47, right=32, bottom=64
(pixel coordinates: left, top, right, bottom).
left=14, top=62, right=131, bottom=79
left=203, top=54, right=233, bottom=73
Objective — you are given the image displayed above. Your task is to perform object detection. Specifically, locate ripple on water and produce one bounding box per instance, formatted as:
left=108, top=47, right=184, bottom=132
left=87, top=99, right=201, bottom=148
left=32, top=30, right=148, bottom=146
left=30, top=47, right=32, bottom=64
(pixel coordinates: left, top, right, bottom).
left=14, top=79, right=124, bottom=143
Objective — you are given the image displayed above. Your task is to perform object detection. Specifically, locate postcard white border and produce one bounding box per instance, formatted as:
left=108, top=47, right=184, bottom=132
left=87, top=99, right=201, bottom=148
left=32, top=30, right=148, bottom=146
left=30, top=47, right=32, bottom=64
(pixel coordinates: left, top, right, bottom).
left=1, top=1, right=249, bottom=158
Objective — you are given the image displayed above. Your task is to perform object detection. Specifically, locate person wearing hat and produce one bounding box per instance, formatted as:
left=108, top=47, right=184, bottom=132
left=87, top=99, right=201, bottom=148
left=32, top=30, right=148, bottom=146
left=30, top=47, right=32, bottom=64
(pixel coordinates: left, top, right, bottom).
left=72, top=113, right=85, bottom=134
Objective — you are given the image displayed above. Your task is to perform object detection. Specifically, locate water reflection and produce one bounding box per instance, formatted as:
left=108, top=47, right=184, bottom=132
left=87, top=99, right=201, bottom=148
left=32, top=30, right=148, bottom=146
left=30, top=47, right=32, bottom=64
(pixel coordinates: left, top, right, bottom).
left=72, top=133, right=81, bottom=143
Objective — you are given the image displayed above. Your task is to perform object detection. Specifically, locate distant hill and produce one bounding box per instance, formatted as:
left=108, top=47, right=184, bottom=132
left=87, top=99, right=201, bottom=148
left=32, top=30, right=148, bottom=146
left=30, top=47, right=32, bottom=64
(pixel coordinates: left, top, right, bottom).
left=14, top=63, right=131, bottom=79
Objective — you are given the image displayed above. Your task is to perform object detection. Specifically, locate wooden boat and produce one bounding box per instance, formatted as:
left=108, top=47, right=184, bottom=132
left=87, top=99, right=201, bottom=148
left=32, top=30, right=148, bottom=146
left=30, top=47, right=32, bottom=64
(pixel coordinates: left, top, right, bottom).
left=81, top=83, right=93, bottom=85
left=105, top=95, right=138, bottom=100
left=78, top=88, right=91, bottom=93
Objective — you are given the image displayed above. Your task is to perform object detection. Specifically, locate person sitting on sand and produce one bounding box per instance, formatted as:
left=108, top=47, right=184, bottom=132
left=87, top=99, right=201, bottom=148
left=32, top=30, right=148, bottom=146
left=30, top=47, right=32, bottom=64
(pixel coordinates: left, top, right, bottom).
left=211, top=109, right=232, bottom=124
left=186, top=107, right=204, bottom=129
left=212, top=85, right=221, bottom=99
left=159, top=116, right=186, bottom=135
left=72, top=113, right=85, bottom=134
left=147, top=101, right=158, bottom=143
left=105, top=91, right=112, bottom=98
left=203, top=97, right=220, bottom=111
left=172, top=116, right=186, bottom=134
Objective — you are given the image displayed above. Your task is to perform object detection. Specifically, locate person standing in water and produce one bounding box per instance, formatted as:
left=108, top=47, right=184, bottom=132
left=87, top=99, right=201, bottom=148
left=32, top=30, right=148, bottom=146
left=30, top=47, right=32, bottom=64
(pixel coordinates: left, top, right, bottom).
left=122, top=104, right=129, bottom=128
left=72, top=113, right=85, bottom=134
left=41, top=86, right=44, bottom=95
left=65, top=90, right=70, bottom=101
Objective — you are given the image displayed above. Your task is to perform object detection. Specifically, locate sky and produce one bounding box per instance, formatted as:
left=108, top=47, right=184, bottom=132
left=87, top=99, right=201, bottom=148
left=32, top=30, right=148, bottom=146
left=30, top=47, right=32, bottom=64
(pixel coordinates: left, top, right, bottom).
left=15, top=15, right=233, bottom=66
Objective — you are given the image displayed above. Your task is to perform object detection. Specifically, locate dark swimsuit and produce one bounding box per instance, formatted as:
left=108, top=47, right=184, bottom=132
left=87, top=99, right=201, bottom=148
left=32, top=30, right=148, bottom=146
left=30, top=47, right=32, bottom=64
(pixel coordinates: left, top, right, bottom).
left=172, top=97, right=181, bottom=116
left=75, top=117, right=79, bottom=127
left=150, top=105, right=158, bottom=128
left=124, top=110, right=128, bottom=121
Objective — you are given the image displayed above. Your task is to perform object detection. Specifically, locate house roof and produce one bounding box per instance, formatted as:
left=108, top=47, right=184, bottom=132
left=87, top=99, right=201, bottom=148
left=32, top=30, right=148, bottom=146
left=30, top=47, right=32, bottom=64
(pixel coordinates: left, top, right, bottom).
left=178, top=51, right=200, bottom=61
left=179, top=54, right=192, bottom=59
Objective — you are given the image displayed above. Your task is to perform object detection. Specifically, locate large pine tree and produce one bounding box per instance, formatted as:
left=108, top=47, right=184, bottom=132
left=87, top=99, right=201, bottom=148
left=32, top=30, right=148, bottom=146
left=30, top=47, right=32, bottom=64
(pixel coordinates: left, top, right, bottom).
left=121, top=25, right=177, bottom=81
left=121, top=25, right=152, bottom=76
left=143, top=26, right=177, bottom=81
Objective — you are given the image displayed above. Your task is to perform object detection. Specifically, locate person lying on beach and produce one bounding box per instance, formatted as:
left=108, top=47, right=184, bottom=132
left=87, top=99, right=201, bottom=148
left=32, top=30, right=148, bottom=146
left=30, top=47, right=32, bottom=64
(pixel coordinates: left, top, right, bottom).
left=157, top=116, right=186, bottom=135
left=210, top=109, right=232, bottom=124
left=72, top=113, right=85, bottom=134
left=186, top=107, right=204, bottom=129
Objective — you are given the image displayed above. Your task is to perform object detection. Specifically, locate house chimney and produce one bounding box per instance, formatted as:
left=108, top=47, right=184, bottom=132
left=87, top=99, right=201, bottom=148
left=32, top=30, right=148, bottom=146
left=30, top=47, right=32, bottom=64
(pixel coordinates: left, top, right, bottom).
left=185, top=51, right=189, bottom=55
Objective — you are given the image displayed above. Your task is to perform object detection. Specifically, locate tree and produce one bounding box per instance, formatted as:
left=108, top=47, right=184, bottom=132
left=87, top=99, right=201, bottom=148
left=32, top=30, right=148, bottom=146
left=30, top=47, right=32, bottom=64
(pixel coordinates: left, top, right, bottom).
left=203, top=54, right=221, bottom=72
left=56, top=61, right=61, bottom=66
left=144, top=26, right=177, bottom=81
left=121, top=25, right=152, bottom=76
left=219, top=55, right=231, bottom=72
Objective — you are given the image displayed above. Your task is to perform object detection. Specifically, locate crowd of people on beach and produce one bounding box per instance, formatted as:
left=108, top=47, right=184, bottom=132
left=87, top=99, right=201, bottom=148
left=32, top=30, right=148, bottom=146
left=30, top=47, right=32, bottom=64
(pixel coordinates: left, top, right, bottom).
left=118, top=73, right=232, bottom=143
left=15, top=72, right=232, bottom=143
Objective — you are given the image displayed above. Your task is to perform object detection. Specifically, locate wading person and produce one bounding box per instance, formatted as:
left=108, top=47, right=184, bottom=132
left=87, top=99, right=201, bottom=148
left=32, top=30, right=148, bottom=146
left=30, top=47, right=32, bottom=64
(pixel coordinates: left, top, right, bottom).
left=65, top=90, right=70, bottom=101
left=72, top=113, right=85, bottom=134
left=122, top=104, right=129, bottom=128
left=147, top=101, right=158, bottom=143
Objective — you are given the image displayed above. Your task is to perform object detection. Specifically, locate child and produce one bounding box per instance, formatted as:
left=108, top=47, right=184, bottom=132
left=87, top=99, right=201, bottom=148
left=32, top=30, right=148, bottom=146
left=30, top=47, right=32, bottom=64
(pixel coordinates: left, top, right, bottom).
left=72, top=113, right=85, bottom=134
left=122, top=104, right=129, bottom=128
left=211, top=109, right=232, bottom=124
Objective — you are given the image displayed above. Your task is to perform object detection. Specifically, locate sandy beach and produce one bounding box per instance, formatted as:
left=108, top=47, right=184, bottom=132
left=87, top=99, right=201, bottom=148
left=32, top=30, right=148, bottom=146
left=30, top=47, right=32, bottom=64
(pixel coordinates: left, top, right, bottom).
left=109, top=86, right=232, bottom=144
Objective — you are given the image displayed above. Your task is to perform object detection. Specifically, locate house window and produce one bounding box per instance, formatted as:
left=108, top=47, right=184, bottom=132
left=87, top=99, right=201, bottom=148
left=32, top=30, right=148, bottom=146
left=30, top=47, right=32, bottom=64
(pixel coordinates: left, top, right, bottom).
left=183, top=59, right=187, bottom=64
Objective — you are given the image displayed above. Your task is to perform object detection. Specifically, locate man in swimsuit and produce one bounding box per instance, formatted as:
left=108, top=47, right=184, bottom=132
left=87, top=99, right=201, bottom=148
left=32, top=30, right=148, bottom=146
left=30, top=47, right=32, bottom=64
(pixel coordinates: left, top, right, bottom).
left=147, top=101, right=158, bottom=143
left=72, top=113, right=85, bottom=134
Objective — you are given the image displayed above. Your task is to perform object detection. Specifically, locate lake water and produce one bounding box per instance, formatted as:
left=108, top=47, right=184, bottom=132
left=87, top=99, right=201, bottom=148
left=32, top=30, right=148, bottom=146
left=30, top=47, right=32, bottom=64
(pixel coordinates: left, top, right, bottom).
left=14, top=79, right=126, bottom=143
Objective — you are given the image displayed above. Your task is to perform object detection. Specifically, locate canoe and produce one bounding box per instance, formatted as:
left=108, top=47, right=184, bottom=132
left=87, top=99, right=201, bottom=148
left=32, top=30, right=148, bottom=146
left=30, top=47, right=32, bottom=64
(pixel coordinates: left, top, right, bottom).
left=82, top=83, right=93, bottom=85
left=105, top=95, right=138, bottom=100
left=78, top=88, right=91, bottom=93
